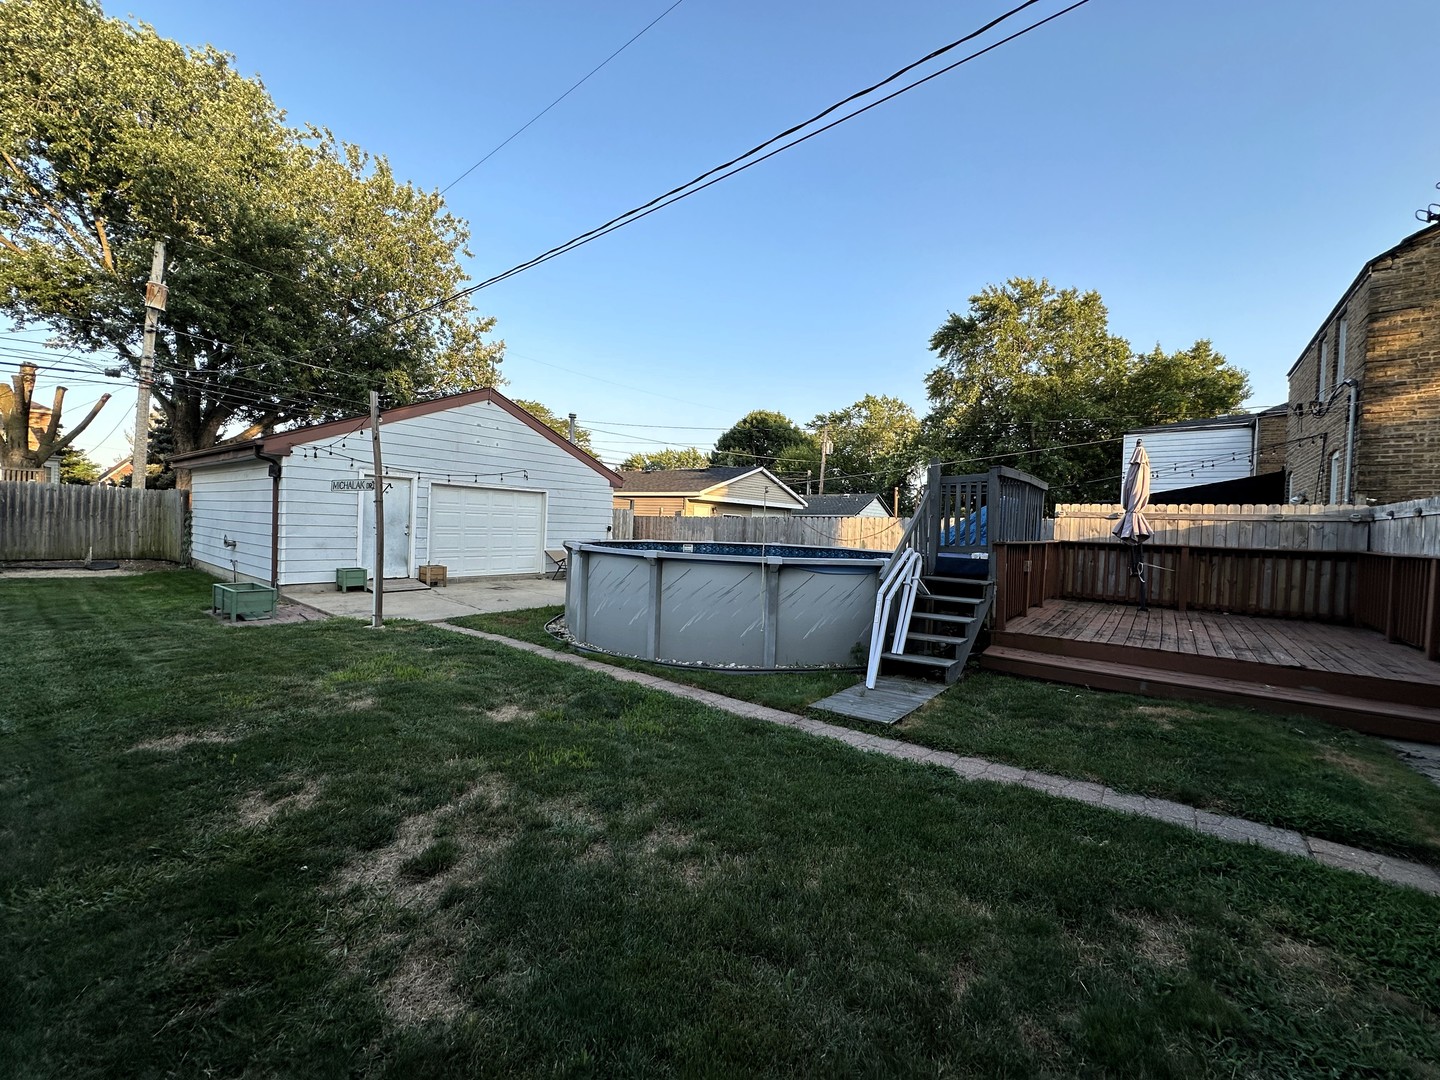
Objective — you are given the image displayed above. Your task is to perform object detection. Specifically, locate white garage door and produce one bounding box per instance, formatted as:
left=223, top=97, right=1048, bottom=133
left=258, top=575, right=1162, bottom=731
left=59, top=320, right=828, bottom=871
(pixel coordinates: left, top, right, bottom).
left=429, top=485, right=544, bottom=576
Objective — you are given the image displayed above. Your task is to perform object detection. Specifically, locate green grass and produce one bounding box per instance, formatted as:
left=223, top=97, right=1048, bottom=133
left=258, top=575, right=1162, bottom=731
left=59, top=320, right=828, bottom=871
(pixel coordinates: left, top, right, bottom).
left=459, top=605, right=1440, bottom=867
left=2, top=572, right=1438, bottom=1078
left=454, top=605, right=859, bottom=713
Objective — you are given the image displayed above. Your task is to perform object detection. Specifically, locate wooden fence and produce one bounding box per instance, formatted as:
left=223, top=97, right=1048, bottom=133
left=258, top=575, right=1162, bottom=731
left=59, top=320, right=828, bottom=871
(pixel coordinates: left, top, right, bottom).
left=994, top=540, right=1440, bottom=659
left=611, top=509, right=906, bottom=550
left=0, top=482, right=187, bottom=562
left=1052, top=502, right=1372, bottom=550
left=1, top=467, right=47, bottom=483
left=1368, top=496, right=1440, bottom=556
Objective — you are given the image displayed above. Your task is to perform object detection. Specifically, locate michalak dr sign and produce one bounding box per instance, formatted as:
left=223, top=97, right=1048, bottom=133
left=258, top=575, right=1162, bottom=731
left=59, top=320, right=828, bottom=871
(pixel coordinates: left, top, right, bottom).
left=331, top=479, right=393, bottom=492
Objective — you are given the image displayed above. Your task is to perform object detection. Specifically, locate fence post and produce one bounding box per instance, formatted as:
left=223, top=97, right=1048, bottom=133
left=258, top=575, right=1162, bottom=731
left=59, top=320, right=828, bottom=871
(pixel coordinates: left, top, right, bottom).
left=1426, top=558, right=1440, bottom=662
left=993, top=545, right=1008, bottom=632
left=1385, top=558, right=1399, bottom=642
left=1177, top=545, right=1190, bottom=613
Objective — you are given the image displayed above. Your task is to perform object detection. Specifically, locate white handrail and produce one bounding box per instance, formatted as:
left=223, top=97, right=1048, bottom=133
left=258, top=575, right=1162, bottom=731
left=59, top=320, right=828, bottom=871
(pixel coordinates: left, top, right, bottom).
left=866, top=548, right=921, bottom=689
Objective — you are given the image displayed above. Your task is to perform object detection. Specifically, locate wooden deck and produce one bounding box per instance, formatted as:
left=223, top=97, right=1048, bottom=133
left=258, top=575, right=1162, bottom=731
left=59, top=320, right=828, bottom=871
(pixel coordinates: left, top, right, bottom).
left=982, top=599, right=1440, bottom=743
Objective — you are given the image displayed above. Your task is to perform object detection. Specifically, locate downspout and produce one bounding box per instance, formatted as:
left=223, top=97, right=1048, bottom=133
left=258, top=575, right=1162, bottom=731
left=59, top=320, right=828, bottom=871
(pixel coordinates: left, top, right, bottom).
left=254, top=444, right=283, bottom=588
left=1341, top=378, right=1359, bottom=504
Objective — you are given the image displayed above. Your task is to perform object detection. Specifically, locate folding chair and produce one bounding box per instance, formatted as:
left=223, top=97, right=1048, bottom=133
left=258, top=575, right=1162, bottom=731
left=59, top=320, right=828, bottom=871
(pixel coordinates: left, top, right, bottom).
left=545, top=548, right=568, bottom=580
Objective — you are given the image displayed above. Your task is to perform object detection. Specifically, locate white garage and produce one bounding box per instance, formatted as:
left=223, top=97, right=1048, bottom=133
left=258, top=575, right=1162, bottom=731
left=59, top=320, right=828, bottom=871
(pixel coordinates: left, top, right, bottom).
left=430, top=485, right=545, bottom=576
left=174, top=388, right=621, bottom=586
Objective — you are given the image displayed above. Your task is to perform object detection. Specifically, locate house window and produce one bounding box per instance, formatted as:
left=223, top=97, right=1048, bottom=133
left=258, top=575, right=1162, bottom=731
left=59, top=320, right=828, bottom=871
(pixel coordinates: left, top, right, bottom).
left=1328, top=450, right=1343, bottom=504
left=1335, top=313, right=1347, bottom=384
left=1317, top=335, right=1328, bottom=398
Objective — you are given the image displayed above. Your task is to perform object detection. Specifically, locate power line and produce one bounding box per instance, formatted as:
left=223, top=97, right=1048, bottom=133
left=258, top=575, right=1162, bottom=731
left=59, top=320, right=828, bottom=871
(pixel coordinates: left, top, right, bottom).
left=439, top=0, right=690, bottom=195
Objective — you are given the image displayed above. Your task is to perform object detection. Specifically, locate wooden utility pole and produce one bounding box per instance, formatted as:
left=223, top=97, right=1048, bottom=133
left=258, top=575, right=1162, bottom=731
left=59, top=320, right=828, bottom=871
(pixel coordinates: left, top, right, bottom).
left=129, top=241, right=167, bottom=488
left=819, top=427, right=832, bottom=494
left=369, top=390, right=385, bottom=629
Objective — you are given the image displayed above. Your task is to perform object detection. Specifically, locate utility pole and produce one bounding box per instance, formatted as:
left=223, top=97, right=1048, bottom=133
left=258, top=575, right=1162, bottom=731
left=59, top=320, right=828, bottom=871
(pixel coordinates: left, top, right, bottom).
left=819, top=427, right=832, bottom=495
left=129, top=241, right=167, bottom=488
left=370, top=390, right=385, bottom=630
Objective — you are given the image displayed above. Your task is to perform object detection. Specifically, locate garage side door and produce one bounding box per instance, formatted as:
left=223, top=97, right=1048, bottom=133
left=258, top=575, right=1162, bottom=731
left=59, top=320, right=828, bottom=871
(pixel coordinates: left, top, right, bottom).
left=429, top=485, right=544, bottom=576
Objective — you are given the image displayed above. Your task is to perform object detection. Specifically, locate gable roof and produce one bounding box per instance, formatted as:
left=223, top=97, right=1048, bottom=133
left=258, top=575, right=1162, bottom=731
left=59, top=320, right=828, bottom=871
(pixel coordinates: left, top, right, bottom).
left=794, top=493, right=887, bottom=516
left=616, top=466, right=805, bottom=505
left=1126, top=413, right=1258, bottom=436
left=168, top=387, right=623, bottom=487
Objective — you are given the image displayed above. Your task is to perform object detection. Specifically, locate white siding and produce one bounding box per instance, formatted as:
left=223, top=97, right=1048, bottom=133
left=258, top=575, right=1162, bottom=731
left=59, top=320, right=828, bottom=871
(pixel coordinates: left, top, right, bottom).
left=269, top=399, right=612, bottom=584
left=1123, top=424, right=1256, bottom=495
left=190, top=460, right=273, bottom=584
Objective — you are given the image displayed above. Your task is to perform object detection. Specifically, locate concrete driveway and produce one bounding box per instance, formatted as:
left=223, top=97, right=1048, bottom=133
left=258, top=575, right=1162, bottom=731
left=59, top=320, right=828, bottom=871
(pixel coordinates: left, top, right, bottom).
left=283, top=575, right=565, bottom=621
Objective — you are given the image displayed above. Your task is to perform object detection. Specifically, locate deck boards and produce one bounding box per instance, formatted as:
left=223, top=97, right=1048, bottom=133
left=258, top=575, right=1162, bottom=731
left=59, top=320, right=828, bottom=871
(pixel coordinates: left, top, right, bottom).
left=812, top=676, right=949, bottom=726
left=1001, top=600, right=1440, bottom=687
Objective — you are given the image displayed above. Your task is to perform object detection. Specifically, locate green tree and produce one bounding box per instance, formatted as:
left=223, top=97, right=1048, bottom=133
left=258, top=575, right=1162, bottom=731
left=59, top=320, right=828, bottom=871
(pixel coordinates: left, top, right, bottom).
left=809, top=394, right=921, bottom=508
left=514, top=400, right=593, bottom=453
left=712, top=410, right=817, bottom=471
left=58, top=446, right=101, bottom=484
left=923, top=278, right=1250, bottom=502
left=619, top=447, right=710, bottom=471
left=0, top=0, right=503, bottom=465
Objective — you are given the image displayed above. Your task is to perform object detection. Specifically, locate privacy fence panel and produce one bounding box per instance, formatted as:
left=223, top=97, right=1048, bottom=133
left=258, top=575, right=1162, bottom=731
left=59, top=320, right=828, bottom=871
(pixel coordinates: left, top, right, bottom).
left=612, top=511, right=905, bottom=551
left=1052, top=503, right=1372, bottom=550
left=1368, top=497, right=1440, bottom=557
left=0, top=482, right=187, bottom=562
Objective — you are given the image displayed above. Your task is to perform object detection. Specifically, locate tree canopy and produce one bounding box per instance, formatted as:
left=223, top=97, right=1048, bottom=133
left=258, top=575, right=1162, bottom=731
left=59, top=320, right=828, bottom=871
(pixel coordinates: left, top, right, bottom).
left=514, top=400, right=592, bottom=453
left=809, top=394, right=921, bottom=508
left=923, top=278, right=1250, bottom=502
left=711, top=410, right=817, bottom=473
left=619, top=447, right=710, bottom=471
left=0, top=0, right=504, bottom=462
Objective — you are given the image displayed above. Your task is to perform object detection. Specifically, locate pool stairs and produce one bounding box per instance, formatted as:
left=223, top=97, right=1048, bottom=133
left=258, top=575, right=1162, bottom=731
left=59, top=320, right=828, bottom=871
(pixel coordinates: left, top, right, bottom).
left=880, top=573, right=992, bottom=684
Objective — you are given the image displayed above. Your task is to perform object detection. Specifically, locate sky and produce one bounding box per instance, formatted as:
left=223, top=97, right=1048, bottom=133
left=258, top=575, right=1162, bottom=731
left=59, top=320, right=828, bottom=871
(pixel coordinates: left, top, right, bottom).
left=14, top=0, right=1440, bottom=470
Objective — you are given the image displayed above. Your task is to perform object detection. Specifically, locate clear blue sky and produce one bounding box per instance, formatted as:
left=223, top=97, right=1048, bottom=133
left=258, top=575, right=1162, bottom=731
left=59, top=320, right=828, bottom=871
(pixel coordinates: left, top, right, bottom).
left=35, top=0, right=1440, bottom=467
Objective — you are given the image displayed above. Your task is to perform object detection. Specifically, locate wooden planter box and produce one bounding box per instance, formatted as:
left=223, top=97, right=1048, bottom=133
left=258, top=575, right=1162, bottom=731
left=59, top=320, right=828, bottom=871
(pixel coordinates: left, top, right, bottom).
left=212, top=582, right=278, bottom=622
left=417, top=564, right=448, bottom=587
left=335, top=567, right=368, bottom=592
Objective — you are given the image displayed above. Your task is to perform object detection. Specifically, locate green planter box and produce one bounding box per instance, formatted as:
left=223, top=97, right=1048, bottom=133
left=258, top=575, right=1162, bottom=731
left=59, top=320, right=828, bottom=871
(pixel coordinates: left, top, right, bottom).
left=336, top=567, right=368, bottom=592
left=212, top=582, right=278, bottom=622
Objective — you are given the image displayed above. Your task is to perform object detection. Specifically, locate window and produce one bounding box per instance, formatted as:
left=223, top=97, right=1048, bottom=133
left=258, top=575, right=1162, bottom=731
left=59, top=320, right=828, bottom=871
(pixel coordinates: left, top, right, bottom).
left=1328, top=450, right=1343, bottom=504
left=1317, top=335, right=1329, bottom=397
left=1335, top=313, right=1347, bottom=384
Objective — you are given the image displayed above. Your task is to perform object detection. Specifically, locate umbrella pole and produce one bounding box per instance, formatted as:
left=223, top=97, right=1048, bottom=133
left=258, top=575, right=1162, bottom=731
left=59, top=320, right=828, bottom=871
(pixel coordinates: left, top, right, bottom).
left=1136, top=539, right=1149, bottom=612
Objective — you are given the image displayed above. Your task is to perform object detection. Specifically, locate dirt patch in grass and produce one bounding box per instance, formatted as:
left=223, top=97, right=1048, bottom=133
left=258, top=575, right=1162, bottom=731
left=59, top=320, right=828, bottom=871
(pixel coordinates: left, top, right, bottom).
left=382, top=943, right=467, bottom=1026
left=1132, top=706, right=1186, bottom=729
left=1318, top=746, right=1389, bottom=785
left=950, top=957, right=977, bottom=998
left=238, top=779, right=321, bottom=827
left=488, top=703, right=535, bottom=723
left=129, top=730, right=235, bottom=752
left=1119, top=911, right=1189, bottom=970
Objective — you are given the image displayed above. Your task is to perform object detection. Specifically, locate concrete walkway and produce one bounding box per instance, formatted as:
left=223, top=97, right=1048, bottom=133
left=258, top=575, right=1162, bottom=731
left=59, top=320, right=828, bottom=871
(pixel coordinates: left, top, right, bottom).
left=285, top=576, right=565, bottom=621
left=438, top=622, right=1440, bottom=898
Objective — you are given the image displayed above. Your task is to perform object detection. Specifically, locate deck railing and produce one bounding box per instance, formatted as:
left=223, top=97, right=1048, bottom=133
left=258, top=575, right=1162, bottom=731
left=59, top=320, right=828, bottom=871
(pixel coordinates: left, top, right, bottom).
left=916, top=464, right=1048, bottom=576
left=993, top=540, right=1440, bottom=660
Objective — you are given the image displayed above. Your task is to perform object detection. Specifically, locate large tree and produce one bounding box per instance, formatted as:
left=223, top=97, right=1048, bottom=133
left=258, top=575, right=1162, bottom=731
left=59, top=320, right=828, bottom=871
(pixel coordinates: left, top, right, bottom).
left=809, top=394, right=922, bottom=508
left=0, top=363, right=110, bottom=470
left=619, top=447, right=710, bottom=471
left=711, top=410, right=818, bottom=473
left=923, top=278, right=1250, bottom=502
left=0, top=0, right=503, bottom=466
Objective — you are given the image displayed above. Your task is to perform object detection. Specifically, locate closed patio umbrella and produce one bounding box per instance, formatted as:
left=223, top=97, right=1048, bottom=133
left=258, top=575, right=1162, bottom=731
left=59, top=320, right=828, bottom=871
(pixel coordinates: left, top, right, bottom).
left=1113, top=440, right=1153, bottom=611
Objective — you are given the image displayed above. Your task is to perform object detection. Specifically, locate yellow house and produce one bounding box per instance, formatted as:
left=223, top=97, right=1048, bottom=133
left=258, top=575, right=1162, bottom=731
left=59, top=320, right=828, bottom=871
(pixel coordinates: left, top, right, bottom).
left=614, top=466, right=807, bottom=517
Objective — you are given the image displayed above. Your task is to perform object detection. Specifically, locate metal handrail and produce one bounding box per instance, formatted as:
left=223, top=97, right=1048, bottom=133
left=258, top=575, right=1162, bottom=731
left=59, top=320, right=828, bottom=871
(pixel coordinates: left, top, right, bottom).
left=866, top=547, right=922, bottom=689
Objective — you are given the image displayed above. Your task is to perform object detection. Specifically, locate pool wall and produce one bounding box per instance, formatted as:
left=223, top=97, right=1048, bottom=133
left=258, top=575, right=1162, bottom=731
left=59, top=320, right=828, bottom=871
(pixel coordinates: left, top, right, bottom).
left=564, top=541, right=889, bottom=669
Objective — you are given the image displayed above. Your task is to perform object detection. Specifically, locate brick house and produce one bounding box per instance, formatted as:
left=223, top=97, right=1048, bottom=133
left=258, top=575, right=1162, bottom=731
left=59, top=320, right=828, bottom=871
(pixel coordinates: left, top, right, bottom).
left=1285, top=223, right=1440, bottom=504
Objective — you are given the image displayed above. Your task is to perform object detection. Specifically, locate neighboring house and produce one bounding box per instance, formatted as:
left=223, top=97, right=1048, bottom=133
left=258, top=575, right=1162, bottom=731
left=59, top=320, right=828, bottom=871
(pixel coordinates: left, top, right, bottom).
left=0, top=403, right=59, bottom=483
left=170, top=388, right=621, bottom=586
left=793, top=493, right=890, bottom=517
left=97, top=459, right=133, bottom=486
left=1285, top=222, right=1440, bottom=505
left=614, top=467, right=806, bottom=517
left=1122, top=407, right=1289, bottom=497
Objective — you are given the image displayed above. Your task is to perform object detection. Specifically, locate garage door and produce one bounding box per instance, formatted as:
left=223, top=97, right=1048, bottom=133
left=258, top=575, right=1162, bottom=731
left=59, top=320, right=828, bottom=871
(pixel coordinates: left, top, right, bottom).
left=429, top=485, right=544, bottom=576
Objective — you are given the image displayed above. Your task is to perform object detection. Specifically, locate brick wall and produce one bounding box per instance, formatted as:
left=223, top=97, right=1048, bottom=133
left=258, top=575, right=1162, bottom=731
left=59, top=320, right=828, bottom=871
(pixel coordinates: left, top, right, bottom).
left=1285, top=226, right=1440, bottom=504
left=1256, top=410, right=1288, bottom=475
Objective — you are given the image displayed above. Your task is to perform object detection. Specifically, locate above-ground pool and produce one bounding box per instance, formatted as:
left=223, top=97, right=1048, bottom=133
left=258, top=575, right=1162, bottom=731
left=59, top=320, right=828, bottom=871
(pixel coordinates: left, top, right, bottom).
left=563, top=540, right=890, bottom=670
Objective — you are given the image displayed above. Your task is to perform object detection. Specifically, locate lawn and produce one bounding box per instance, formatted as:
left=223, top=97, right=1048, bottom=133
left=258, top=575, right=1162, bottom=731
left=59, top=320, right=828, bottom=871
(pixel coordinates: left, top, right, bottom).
left=3, top=572, right=1440, bottom=1078
left=460, top=605, right=1440, bottom=867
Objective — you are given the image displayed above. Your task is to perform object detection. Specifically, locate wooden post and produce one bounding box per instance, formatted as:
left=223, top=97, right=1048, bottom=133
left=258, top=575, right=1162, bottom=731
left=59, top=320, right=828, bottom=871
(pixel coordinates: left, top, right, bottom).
left=1384, top=556, right=1398, bottom=642
left=993, top=545, right=1008, bottom=632
left=1425, top=558, right=1440, bottom=662
left=1177, top=545, right=1190, bottom=612
left=370, top=390, right=385, bottom=630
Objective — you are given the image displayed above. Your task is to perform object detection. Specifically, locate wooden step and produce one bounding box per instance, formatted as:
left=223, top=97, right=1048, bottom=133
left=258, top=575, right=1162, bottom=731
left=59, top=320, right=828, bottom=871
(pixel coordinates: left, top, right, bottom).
left=980, top=645, right=1440, bottom=744
left=990, top=630, right=1436, bottom=710
left=905, top=631, right=966, bottom=645
left=917, top=594, right=984, bottom=607
left=923, top=575, right=990, bottom=587
left=882, top=652, right=956, bottom=669
left=910, top=611, right=975, bottom=626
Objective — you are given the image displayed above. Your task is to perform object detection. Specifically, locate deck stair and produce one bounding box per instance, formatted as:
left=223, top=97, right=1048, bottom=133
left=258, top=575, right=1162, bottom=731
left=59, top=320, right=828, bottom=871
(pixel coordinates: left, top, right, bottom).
left=881, top=574, right=992, bottom=684
left=982, top=606, right=1440, bottom=744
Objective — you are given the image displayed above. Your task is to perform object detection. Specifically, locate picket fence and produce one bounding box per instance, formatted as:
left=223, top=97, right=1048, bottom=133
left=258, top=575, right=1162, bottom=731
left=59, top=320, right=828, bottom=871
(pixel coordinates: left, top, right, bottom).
left=0, top=482, right=187, bottom=562
left=610, top=509, right=905, bottom=551
left=1051, top=500, right=1440, bottom=556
